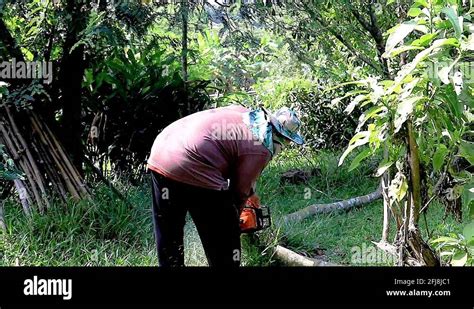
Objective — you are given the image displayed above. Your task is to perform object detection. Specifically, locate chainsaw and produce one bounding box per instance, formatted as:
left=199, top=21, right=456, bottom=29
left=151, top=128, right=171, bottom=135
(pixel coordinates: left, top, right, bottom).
left=239, top=195, right=271, bottom=233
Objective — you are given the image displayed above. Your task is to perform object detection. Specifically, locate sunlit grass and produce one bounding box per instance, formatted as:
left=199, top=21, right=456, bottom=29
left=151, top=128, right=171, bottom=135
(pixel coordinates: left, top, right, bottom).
left=0, top=149, right=467, bottom=266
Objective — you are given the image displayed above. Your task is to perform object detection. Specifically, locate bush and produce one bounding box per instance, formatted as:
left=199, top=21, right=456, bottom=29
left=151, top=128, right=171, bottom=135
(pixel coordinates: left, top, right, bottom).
left=287, top=88, right=358, bottom=150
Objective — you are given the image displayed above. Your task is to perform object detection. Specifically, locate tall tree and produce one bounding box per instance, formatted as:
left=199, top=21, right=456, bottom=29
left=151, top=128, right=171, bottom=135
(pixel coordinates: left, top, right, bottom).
left=57, top=0, right=90, bottom=170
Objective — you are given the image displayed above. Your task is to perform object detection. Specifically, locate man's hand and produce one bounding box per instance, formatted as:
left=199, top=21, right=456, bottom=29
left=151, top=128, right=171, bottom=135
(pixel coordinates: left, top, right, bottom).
left=246, top=194, right=260, bottom=209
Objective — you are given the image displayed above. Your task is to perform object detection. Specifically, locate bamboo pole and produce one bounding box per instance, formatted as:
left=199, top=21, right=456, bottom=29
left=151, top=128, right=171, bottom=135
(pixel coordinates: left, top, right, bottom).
left=39, top=114, right=85, bottom=192
left=13, top=179, right=31, bottom=217
left=5, top=106, right=49, bottom=210
left=32, top=140, right=68, bottom=201
left=30, top=114, right=81, bottom=199
left=0, top=122, right=36, bottom=212
left=32, top=116, right=78, bottom=196
left=0, top=199, right=6, bottom=232
left=0, top=181, right=10, bottom=232
left=32, top=113, right=88, bottom=197
left=0, top=118, right=44, bottom=211
left=17, top=158, right=44, bottom=212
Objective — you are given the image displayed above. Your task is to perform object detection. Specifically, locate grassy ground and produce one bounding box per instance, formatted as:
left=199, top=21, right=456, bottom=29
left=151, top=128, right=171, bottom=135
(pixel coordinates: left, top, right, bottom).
left=257, top=149, right=466, bottom=265
left=0, top=149, right=467, bottom=266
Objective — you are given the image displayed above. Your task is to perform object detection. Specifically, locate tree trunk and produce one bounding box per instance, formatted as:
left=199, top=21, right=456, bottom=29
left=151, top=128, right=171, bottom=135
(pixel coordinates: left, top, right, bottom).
left=284, top=189, right=382, bottom=223
left=58, top=0, right=88, bottom=171
left=406, top=120, right=440, bottom=266
left=381, top=144, right=392, bottom=242
left=407, top=120, right=421, bottom=226
left=382, top=191, right=391, bottom=242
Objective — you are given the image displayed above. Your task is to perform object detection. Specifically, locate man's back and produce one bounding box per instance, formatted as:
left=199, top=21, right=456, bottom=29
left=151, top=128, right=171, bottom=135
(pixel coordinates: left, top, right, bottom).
left=147, top=105, right=271, bottom=201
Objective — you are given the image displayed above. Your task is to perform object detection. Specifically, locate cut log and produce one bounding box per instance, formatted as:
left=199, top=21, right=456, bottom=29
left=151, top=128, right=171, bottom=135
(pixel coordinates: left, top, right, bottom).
left=272, top=245, right=339, bottom=266
left=283, top=189, right=382, bottom=223
left=247, top=232, right=339, bottom=267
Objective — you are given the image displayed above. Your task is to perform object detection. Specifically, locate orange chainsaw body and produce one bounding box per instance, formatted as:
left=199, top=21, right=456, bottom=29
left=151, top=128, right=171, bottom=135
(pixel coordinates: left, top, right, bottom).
left=239, top=195, right=271, bottom=233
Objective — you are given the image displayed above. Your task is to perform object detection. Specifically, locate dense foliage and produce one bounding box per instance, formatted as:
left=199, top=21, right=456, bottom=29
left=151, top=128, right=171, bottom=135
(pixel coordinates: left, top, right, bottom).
left=337, top=0, right=473, bottom=265
left=1, top=0, right=472, bottom=266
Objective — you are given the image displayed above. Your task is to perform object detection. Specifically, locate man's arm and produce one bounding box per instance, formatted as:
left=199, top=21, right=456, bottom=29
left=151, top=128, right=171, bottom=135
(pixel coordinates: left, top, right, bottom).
left=230, top=154, right=270, bottom=211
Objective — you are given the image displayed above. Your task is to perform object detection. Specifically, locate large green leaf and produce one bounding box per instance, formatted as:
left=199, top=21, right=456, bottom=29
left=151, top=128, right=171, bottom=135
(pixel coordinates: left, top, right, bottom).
left=451, top=251, right=468, bottom=266
left=387, top=45, right=424, bottom=57
left=442, top=6, right=463, bottom=38
left=348, top=148, right=372, bottom=172
left=411, top=32, right=439, bottom=47
left=459, top=140, right=474, bottom=165
left=338, top=131, right=371, bottom=166
left=344, top=94, right=370, bottom=114
left=440, top=85, right=464, bottom=119
left=414, top=0, right=429, bottom=7
left=431, top=236, right=460, bottom=244
left=387, top=38, right=459, bottom=95
left=408, top=7, right=422, bottom=17
left=384, top=20, right=418, bottom=57
left=463, top=222, right=474, bottom=241
left=433, top=144, right=448, bottom=172
left=438, top=58, right=460, bottom=84
left=375, top=161, right=394, bottom=177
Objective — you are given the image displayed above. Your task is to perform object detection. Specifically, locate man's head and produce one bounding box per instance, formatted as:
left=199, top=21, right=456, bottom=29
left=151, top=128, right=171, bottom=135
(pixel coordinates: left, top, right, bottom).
left=263, top=106, right=304, bottom=155
left=242, top=105, right=304, bottom=157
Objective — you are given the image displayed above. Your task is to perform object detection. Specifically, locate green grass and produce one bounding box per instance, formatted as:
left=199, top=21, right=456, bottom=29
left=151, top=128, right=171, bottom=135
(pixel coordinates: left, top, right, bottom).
left=1, top=184, right=156, bottom=266
left=0, top=149, right=468, bottom=266
left=257, top=148, right=467, bottom=265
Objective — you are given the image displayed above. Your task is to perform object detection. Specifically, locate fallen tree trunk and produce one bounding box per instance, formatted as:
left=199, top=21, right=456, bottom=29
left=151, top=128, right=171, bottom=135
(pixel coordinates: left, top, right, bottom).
left=246, top=232, right=340, bottom=267
left=272, top=245, right=338, bottom=266
left=283, top=189, right=382, bottom=223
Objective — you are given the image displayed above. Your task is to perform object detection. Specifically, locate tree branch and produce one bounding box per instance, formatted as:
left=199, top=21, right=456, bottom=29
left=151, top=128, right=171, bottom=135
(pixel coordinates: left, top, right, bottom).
left=303, top=3, right=382, bottom=73
left=349, top=1, right=391, bottom=77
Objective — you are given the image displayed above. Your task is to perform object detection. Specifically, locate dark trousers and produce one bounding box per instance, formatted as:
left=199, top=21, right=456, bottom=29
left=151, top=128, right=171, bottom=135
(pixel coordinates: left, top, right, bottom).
left=150, top=171, right=242, bottom=267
